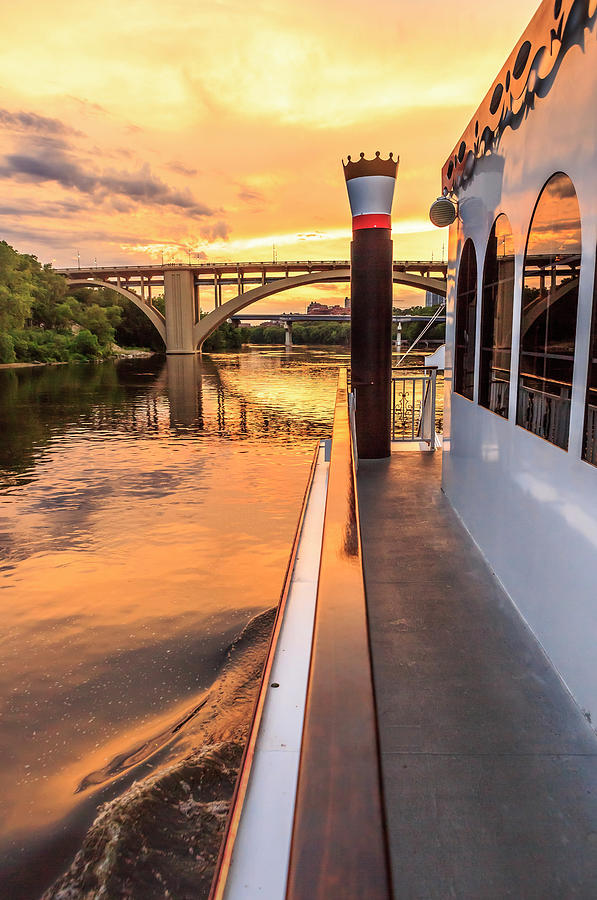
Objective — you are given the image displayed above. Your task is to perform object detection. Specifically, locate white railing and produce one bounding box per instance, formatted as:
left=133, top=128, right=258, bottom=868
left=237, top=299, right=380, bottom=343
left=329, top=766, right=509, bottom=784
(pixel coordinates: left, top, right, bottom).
left=487, top=377, right=510, bottom=417
left=517, top=383, right=570, bottom=449
left=583, top=404, right=597, bottom=465
left=391, top=367, right=437, bottom=447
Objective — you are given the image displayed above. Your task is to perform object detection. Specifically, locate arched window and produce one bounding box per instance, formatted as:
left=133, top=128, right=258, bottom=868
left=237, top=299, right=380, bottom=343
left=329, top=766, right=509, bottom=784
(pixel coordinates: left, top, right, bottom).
left=454, top=238, right=477, bottom=400
left=582, top=255, right=597, bottom=465
left=479, top=215, right=515, bottom=417
left=517, top=174, right=581, bottom=449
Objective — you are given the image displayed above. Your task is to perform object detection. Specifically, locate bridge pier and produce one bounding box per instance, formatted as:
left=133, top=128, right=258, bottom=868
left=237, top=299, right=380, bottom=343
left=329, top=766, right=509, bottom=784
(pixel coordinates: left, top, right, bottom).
left=164, top=270, right=196, bottom=354
left=284, top=321, right=293, bottom=348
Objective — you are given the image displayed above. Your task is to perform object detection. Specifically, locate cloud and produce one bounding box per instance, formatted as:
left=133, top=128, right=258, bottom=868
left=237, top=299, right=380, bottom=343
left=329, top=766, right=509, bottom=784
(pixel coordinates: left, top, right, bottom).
left=0, top=143, right=217, bottom=218
left=200, top=219, right=230, bottom=241
left=238, top=188, right=265, bottom=204
left=66, top=96, right=108, bottom=115
left=0, top=108, right=81, bottom=136
left=168, top=161, right=198, bottom=176
left=0, top=199, right=87, bottom=218
left=0, top=223, right=168, bottom=250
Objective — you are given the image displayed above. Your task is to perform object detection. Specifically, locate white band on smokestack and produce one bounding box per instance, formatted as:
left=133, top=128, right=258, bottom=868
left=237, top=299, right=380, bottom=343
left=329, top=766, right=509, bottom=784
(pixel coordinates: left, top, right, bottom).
left=346, top=175, right=396, bottom=216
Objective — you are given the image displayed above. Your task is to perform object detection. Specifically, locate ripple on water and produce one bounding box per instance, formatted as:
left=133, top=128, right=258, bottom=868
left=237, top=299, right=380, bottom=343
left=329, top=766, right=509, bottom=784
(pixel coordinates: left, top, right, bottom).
left=0, top=349, right=342, bottom=899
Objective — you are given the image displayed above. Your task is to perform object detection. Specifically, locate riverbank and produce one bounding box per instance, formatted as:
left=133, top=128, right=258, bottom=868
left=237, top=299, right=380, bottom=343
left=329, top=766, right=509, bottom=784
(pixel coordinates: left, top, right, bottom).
left=0, top=346, right=156, bottom=370
left=0, top=360, right=69, bottom=370
left=112, top=346, right=156, bottom=359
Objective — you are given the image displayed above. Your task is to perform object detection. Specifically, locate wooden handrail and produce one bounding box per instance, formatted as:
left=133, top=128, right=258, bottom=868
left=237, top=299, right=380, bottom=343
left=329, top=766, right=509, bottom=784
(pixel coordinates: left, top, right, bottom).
left=208, top=442, right=320, bottom=900
left=285, top=368, right=392, bottom=900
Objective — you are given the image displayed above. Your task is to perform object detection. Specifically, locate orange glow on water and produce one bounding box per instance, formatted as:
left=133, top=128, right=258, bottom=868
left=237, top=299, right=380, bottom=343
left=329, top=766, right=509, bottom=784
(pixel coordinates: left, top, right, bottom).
left=0, top=352, right=340, bottom=858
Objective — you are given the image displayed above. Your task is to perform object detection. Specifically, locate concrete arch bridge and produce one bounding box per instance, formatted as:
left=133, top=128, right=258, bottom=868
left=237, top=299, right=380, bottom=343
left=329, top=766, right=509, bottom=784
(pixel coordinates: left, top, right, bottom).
left=56, top=260, right=447, bottom=353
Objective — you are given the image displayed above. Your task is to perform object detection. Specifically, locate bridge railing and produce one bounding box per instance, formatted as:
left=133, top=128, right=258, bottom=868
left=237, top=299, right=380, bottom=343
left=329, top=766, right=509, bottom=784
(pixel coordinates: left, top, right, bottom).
left=56, top=259, right=448, bottom=275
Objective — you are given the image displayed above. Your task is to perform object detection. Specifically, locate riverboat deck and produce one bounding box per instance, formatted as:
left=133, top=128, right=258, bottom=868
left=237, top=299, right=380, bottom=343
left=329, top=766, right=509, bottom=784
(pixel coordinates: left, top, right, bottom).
left=358, top=452, right=597, bottom=898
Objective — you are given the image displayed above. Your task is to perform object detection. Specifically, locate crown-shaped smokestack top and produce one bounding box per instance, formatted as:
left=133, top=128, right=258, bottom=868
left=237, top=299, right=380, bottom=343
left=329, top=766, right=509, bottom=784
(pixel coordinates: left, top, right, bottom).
left=343, top=151, right=398, bottom=181
left=343, top=151, right=399, bottom=229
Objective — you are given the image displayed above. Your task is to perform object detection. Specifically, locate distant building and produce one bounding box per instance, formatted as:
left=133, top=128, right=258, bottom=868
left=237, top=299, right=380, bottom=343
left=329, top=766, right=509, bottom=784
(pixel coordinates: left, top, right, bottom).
left=307, top=301, right=350, bottom=316
left=425, top=290, right=443, bottom=308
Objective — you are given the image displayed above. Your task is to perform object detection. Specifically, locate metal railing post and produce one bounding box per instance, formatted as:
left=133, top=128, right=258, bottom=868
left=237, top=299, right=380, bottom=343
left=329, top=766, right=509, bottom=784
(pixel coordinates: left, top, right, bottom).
left=430, top=367, right=437, bottom=450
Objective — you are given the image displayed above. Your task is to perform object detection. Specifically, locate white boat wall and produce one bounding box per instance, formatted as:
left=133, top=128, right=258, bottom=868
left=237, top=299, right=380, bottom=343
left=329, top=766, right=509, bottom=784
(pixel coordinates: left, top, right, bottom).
left=424, top=344, right=445, bottom=370
left=441, top=0, right=597, bottom=719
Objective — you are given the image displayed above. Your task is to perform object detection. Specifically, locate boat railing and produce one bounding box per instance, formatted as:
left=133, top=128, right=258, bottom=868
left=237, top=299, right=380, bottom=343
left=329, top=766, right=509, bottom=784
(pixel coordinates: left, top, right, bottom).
left=285, top=367, right=391, bottom=898
left=208, top=444, right=321, bottom=900
left=487, top=376, right=510, bottom=416
left=209, top=369, right=391, bottom=899
left=517, top=383, right=570, bottom=447
left=391, top=365, right=437, bottom=447
left=583, top=403, right=597, bottom=464
left=348, top=388, right=358, bottom=471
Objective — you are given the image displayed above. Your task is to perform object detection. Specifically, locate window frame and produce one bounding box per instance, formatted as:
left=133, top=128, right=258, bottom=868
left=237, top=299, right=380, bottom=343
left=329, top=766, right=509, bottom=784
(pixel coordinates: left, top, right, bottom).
left=478, top=214, right=515, bottom=418
left=454, top=238, right=478, bottom=401
left=582, top=251, right=597, bottom=466
left=515, top=172, right=581, bottom=451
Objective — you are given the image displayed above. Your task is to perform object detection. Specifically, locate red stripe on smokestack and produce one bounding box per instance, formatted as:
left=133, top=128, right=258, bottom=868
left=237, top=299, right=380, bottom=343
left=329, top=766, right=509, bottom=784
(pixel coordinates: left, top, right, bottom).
left=352, top=213, right=391, bottom=231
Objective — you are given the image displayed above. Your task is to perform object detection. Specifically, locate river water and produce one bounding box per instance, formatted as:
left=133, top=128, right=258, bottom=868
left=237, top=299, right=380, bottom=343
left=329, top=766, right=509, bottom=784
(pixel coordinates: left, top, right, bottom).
left=0, top=348, right=347, bottom=899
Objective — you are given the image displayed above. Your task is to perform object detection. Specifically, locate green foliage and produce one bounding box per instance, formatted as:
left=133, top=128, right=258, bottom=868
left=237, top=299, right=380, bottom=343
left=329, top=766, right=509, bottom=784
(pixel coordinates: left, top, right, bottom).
left=202, top=321, right=243, bottom=352
left=242, top=322, right=350, bottom=345
left=30, top=265, right=73, bottom=328
left=72, top=329, right=101, bottom=358
left=394, top=304, right=445, bottom=345
left=0, top=242, right=164, bottom=364
left=0, top=241, right=37, bottom=330
left=11, top=329, right=73, bottom=362
left=72, top=286, right=165, bottom=352
left=293, top=323, right=350, bottom=345
left=0, top=332, right=16, bottom=364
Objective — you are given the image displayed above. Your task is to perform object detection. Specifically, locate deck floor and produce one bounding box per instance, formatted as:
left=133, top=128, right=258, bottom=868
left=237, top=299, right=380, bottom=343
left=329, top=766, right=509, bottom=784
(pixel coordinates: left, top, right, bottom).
left=358, top=452, right=597, bottom=899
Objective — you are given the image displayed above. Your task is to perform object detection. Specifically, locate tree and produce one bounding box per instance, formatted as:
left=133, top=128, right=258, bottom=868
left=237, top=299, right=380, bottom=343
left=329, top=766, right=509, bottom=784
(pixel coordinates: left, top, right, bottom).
left=72, top=329, right=101, bottom=358
left=0, top=241, right=36, bottom=330
left=0, top=332, right=16, bottom=363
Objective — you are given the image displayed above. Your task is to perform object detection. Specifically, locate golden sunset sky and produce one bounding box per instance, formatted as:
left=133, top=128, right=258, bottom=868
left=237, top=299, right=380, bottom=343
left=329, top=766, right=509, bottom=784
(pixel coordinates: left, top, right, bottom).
left=0, top=0, right=538, bottom=309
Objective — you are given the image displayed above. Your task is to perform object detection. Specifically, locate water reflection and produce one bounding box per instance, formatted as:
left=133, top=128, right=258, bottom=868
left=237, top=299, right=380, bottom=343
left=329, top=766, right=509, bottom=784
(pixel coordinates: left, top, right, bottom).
left=0, top=347, right=343, bottom=899
left=167, top=354, right=203, bottom=428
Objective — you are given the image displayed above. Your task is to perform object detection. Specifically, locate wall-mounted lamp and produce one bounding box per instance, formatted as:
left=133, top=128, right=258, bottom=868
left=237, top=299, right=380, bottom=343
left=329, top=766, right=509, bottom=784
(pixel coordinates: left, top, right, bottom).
left=429, top=194, right=458, bottom=227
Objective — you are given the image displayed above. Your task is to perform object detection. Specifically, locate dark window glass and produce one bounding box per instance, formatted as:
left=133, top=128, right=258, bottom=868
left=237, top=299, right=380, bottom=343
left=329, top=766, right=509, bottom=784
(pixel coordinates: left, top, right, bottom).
left=516, top=173, right=581, bottom=449
left=479, top=215, right=514, bottom=417
left=582, top=254, right=597, bottom=465
left=454, top=239, right=477, bottom=399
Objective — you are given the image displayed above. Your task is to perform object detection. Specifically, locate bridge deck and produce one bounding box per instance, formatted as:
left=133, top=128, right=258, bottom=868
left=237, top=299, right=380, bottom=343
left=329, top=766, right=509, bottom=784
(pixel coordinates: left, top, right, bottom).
left=358, top=452, right=597, bottom=898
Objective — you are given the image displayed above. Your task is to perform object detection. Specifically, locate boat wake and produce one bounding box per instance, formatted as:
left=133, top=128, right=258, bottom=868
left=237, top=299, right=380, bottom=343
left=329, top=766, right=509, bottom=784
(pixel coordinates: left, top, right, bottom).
left=42, top=607, right=276, bottom=900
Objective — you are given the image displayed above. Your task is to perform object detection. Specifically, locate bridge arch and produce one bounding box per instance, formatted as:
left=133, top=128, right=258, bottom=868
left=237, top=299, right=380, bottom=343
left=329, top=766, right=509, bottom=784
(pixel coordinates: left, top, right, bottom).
left=193, top=269, right=446, bottom=350
left=66, top=278, right=167, bottom=346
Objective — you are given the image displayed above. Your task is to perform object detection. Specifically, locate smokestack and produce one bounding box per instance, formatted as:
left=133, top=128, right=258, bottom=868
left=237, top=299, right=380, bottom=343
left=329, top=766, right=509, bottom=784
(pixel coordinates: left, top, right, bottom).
left=343, top=151, right=398, bottom=459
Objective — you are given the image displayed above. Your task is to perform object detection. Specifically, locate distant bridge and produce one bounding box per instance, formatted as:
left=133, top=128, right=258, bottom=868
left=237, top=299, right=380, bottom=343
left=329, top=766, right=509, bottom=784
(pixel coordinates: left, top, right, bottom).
left=230, top=313, right=445, bottom=323
left=56, top=260, right=447, bottom=354
left=231, top=312, right=447, bottom=347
